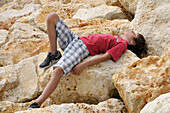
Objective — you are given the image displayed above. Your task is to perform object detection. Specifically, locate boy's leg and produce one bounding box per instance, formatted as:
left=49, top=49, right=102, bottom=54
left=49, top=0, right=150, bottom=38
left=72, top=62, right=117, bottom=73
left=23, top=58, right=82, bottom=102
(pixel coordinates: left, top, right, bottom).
left=39, top=12, right=62, bottom=68
left=28, top=66, right=64, bottom=108
left=40, top=12, right=77, bottom=68
left=46, top=12, right=59, bottom=54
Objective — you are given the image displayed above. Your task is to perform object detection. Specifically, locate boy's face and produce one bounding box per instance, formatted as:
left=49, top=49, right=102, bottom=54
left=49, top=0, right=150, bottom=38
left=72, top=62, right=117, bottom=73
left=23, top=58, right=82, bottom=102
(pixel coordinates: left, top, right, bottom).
left=124, top=30, right=139, bottom=45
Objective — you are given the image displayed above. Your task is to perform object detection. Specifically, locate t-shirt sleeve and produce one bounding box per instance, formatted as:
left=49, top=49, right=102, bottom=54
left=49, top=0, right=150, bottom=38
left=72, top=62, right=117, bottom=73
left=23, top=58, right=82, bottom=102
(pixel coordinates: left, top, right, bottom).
left=107, top=43, right=127, bottom=62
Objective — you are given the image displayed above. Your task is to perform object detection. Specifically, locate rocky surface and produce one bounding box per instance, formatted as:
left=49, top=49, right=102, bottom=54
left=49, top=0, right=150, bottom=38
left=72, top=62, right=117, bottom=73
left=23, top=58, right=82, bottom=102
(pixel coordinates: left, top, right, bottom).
left=112, top=47, right=170, bottom=113
left=0, top=50, right=138, bottom=103
left=119, top=0, right=139, bottom=15
left=130, top=0, right=170, bottom=56
left=0, top=0, right=13, bottom=7
left=140, top=93, right=170, bottom=113
left=0, top=0, right=169, bottom=113
left=73, top=5, right=128, bottom=20
left=1, top=99, right=127, bottom=113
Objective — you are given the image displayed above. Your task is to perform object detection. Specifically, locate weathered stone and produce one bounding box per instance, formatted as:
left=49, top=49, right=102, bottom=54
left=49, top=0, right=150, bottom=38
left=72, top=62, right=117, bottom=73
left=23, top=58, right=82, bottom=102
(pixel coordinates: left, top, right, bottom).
left=38, top=50, right=138, bottom=105
left=71, top=0, right=119, bottom=6
left=11, top=0, right=41, bottom=10
left=65, top=18, right=130, bottom=37
left=0, top=99, right=127, bottom=113
left=0, top=4, right=41, bottom=22
left=0, top=50, right=138, bottom=105
left=0, top=55, right=42, bottom=103
left=118, top=0, right=139, bottom=15
left=73, top=5, right=128, bottom=20
left=112, top=47, right=170, bottom=113
left=0, top=0, right=13, bottom=7
left=140, top=93, right=170, bottom=113
left=130, top=0, right=170, bottom=56
left=0, top=30, right=8, bottom=47
left=0, top=22, right=49, bottom=66
left=36, top=2, right=92, bottom=23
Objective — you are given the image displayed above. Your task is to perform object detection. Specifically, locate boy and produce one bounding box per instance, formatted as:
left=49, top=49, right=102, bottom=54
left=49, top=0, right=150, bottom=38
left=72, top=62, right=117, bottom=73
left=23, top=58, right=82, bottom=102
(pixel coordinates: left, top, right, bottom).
left=28, top=12, right=147, bottom=109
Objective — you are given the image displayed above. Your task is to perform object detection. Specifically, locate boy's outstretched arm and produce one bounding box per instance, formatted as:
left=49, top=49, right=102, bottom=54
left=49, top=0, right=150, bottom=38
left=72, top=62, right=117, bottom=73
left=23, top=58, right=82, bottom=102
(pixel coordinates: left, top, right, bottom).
left=72, top=52, right=111, bottom=75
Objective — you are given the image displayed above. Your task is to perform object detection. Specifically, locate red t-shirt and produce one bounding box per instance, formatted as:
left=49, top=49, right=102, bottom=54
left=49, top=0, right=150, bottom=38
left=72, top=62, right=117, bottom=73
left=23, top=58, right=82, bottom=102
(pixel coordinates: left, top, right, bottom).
left=79, top=34, right=127, bottom=62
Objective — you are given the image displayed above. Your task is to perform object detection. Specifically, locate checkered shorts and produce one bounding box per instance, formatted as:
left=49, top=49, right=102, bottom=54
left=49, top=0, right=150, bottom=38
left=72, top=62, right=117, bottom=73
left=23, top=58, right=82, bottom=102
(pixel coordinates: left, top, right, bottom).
left=53, top=17, right=90, bottom=77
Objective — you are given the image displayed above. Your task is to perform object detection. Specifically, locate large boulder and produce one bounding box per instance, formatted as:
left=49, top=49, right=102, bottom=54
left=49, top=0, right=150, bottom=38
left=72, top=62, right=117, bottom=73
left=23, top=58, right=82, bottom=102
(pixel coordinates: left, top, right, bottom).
left=112, top=47, right=170, bottom=113
left=0, top=50, right=138, bottom=105
left=0, top=22, right=49, bottom=66
left=0, top=55, right=41, bottom=103
left=140, top=93, right=170, bottom=113
left=38, top=50, right=139, bottom=105
left=130, top=0, right=170, bottom=56
left=73, top=5, right=128, bottom=20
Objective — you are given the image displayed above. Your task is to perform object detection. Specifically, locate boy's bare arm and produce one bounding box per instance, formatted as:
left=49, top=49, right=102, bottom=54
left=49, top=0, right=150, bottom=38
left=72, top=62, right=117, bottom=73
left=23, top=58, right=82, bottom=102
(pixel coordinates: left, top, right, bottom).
left=72, top=52, right=111, bottom=75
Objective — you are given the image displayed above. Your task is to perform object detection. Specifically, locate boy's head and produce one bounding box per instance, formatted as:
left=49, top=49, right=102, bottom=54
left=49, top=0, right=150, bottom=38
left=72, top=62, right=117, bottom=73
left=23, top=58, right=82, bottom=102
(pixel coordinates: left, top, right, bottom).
left=124, top=30, right=148, bottom=58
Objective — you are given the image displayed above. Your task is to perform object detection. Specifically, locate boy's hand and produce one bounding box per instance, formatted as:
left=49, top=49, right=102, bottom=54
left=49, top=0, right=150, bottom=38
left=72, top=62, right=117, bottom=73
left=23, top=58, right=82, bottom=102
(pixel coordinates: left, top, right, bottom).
left=72, top=62, right=86, bottom=75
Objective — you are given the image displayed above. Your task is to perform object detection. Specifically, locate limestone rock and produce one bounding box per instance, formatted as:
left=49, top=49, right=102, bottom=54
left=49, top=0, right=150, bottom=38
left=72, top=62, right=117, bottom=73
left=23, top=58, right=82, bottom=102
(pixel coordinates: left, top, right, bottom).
left=36, top=2, right=92, bottom=23
left=130, top=0, right=170, bottom=56
left=0, top=99, right=127, bottom=113
left=0, top=0, right=13, bottom=7
left=0, top=55, right=42, bottom=103
left=71, top=0, right=119, bottom=7
left=0, top=3, right=41, bottom=30
left=65, top=18, right=130, bottom=37
left=0, top=30, right=8, bottom=47
left=38, top=50, right=139, bottom=105
left=73, top=5, right=128, bottom=20
left=0, top=4, right=41, bottom=22
left=11, top=0, right=41, bottom=10
left=0, top=101, right=31, bottom=113
left=140, top=93, right=170, bottom=113
left=0, top=22, right=49, bottom=66
left=0, top=50, right=138, bottom=105
left=118, top=0, right=139, bottom=14
left=112, top=47, right=170, bottom=113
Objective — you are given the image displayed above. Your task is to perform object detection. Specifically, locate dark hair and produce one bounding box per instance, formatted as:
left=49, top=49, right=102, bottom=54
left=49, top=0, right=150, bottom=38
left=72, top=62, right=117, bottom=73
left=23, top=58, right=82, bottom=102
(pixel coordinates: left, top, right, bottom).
left=127, top=34, right=148, bottom=58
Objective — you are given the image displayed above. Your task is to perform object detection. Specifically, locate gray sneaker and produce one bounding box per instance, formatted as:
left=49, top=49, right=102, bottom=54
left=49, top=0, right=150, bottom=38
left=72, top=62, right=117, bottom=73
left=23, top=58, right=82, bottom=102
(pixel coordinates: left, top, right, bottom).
left=39, top=51, right=62, bottom=68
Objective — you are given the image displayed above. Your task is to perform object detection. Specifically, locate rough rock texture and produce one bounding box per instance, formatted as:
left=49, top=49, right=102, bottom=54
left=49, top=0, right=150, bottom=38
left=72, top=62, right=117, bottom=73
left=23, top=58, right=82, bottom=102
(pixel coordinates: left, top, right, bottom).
left=0, top=30, right=8, bottom=47
left=66, top=18, right=130, bottom=37
left=0, top=55, right=41, bottom=103
left=140, top=93, right=170, bottom=113
left=0, top=99, right=127, bottom=113
left=73, top=5, right=128, bottom=20
left=118, top=0, right=139, bottom=15
left=0, top=22, right=49, bottom=66
left=130, top=0, right=170, bottom=56
left=38, top=50, right=139, bottom=105
left=0, top=51, right=138, bottom=112
left=0, top=4, right=41, bottom=22
left=0, top=3, right=41, bottom=30
left=112, top=47, right=170, bottom=113
left=0, top=0, right=13, bottom=7
left=0, top=101, right=32, bottom=113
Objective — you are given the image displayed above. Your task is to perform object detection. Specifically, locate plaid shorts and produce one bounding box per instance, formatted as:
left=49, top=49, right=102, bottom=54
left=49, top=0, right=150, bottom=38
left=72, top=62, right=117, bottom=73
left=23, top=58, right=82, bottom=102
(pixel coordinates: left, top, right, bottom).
left=53, top=17, right=90, bottom=77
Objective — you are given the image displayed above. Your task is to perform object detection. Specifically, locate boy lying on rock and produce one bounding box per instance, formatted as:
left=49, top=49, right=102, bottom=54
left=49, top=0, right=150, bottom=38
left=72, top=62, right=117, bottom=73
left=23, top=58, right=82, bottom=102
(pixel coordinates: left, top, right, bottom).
left=28, top=12, right=147, bottom=109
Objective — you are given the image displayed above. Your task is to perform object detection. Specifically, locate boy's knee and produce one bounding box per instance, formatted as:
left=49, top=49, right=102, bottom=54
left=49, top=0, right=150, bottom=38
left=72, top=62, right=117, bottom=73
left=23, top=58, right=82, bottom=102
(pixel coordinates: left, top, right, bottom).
left=46, top=12, right=59, bottom=24
left=52, top=66, right=64, bottom=78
